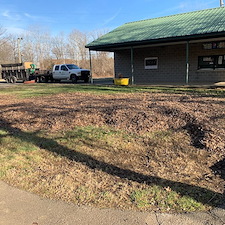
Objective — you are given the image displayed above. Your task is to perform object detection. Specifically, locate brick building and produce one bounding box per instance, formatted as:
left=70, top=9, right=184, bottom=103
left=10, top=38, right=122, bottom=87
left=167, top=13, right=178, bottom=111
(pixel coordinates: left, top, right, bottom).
left=86, top=7, right=225, bottom=85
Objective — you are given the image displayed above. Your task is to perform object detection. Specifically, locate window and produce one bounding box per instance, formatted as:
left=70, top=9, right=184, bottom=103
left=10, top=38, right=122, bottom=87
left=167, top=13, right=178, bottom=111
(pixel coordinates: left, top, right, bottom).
left=66, top=64, right=80, bottom=69
left=55, top=65, right=59, bottom=70
left=145, top=57, right=158, bottom=69
left=61, top=65, right=68, bottom=71
left=203, top=41, right=225, bottom=50
left=198, top=55, right=225, bottom=70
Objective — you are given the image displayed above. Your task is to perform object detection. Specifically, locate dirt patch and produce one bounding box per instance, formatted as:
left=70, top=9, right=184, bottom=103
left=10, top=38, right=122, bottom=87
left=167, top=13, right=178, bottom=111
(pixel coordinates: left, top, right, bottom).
left=0, top=92, right=225, bottom=205
left=1, top=92, right=224, bottom=151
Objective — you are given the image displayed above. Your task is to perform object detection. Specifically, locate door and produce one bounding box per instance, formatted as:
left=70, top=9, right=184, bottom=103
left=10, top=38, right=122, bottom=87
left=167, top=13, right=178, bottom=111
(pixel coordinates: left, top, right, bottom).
left=60, top=65, right=69, bottom=79
left=52, top=65, right=60, bottom=79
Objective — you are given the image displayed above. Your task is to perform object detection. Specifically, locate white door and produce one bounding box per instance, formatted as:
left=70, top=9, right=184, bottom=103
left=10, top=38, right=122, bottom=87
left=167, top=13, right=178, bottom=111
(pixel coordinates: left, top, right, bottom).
left=60, top=65, right=69, bottom=80
left=52, top=65, right=60, bottom=79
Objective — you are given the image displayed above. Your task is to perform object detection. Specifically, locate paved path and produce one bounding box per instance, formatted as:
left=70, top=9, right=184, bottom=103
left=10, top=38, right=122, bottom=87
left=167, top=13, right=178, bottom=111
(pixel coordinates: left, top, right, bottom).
left=0, top=181, right=225, bottom=225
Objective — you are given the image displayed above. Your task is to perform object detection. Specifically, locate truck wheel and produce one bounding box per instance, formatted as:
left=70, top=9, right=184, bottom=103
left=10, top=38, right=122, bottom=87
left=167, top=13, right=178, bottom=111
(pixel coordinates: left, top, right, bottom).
left=84, top=77, right=89, bottom=83
left=36, top=76, right=43, bottom=83
left=10, top=76, right=17, bottom=83
left=71, top=75, right=77, bottom=83
left=39, top=76, right=46, bottom=83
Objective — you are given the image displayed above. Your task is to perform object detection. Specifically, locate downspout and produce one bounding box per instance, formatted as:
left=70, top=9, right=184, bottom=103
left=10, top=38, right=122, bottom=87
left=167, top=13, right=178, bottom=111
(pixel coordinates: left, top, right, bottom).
left=186, top=41, right=189, bottom=85
left=89, top=49, right=93, bottom=84
left=131, top=47, right=134, bottom=85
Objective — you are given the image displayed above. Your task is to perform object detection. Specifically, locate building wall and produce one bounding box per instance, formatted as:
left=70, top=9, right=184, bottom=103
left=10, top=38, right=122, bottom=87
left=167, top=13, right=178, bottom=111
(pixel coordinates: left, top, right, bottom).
left=189, top=42, right=225, bottom=84
left=114, top=42, right=225, bottom=84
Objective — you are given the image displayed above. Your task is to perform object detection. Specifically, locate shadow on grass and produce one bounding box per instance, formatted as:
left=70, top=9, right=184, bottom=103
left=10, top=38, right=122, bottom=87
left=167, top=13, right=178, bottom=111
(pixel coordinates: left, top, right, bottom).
left=0, top=118, right=224, bottom=209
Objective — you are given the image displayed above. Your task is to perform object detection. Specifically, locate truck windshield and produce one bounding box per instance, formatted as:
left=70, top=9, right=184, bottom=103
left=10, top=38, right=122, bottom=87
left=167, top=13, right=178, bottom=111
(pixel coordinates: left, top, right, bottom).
left=66, top=64, right=80, bottom=69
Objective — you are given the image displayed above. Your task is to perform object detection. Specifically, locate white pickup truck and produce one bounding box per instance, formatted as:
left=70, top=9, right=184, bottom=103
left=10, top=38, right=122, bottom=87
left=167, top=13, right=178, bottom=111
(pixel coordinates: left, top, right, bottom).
left=51, top=64, right=90, bottom=83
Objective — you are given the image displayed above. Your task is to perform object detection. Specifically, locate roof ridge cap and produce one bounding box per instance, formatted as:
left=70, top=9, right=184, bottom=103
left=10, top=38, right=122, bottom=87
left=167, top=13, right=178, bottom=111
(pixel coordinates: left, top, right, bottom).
left=124, top=7, right=223, bottom=25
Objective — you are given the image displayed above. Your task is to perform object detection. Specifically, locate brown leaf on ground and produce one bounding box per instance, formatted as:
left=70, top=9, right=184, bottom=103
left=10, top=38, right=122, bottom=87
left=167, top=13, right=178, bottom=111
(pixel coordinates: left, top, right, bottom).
left=0, top=92, right=224, bottom=206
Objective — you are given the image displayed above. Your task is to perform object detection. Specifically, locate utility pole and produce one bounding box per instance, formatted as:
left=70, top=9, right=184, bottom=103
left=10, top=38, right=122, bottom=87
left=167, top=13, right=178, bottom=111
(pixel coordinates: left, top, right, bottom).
left=220, top=0, right=224, bottom=7
left=17, top=37, right=23, bottom=63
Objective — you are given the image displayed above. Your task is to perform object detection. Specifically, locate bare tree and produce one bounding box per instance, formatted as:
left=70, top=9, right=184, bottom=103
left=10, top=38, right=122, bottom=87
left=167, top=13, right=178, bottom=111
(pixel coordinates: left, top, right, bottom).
left=0, top=24, right=114, bottom=77
left=0, top=26, right=7, bottom=45
left=68, top=30, right=90, bottom=66
left=0, top=26, right=16, bottom=64
left=88, top=29, right=114, bottom=77
left=51, top=32, right=67, bottom=62
left=21, top=26, right=52, bottom=68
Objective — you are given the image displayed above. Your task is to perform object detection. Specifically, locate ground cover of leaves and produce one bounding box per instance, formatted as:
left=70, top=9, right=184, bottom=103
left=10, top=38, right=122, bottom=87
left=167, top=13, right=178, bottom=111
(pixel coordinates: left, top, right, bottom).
left=0, top=90, right=224, bottom=212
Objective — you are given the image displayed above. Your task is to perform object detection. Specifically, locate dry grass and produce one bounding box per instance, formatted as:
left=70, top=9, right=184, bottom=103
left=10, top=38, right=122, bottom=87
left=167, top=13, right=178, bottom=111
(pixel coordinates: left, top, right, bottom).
left=0, top=87, right=224, bottom=212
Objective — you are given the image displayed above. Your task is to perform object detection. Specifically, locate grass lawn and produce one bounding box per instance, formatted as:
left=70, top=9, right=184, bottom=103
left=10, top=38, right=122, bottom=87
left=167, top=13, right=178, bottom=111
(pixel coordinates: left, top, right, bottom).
left=0, top=83, right=224, bottom=98
left=0, top=83, right=224, bottom=212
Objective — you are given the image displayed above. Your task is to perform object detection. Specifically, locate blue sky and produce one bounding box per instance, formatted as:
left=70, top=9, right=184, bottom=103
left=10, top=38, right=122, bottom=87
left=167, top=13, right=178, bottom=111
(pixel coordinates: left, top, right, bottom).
left=0, top=0, right=221, bottom=35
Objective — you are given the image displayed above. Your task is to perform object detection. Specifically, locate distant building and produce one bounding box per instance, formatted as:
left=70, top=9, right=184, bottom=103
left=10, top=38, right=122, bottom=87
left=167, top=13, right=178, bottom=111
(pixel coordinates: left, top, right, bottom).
left=86, top=7, right=225, bottom=85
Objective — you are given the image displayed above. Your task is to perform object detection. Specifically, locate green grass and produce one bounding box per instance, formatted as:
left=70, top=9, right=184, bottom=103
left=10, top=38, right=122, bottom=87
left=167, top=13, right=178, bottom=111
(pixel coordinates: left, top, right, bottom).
left=130, top=186, right=205, bottom=211
left=0, top=126, right=223, bottom=212
left=0, top=83, right=224, bottom=98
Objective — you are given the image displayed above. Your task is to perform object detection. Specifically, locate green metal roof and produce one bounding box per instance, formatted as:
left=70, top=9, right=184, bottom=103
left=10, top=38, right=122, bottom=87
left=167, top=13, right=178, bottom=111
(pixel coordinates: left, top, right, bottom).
left=86, top=7, right=225, bottom=50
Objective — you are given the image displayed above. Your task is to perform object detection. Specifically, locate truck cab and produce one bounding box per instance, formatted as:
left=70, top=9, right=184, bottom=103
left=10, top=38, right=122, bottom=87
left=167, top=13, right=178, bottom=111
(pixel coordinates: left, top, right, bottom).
left=52, top=64, right=90, bottom=83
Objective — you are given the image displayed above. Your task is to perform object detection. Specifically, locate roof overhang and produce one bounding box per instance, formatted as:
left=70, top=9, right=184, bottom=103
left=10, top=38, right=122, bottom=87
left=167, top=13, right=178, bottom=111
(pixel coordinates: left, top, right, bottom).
left=87, top=32, right=225, bottom=52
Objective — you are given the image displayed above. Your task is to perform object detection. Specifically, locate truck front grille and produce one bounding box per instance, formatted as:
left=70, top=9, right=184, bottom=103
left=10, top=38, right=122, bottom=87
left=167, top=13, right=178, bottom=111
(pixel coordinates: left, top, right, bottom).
left=81, top=71, right=90, bottom=76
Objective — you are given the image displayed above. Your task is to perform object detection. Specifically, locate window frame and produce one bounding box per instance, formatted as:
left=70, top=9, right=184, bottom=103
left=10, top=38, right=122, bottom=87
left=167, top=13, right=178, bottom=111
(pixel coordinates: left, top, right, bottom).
left=198, top=55, right=225, bottom=70
left=55, top=65, right=59, bottom=71
left=61, top=65, right=68, bottom=71
left=144, top=57, right=158, bottom=70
